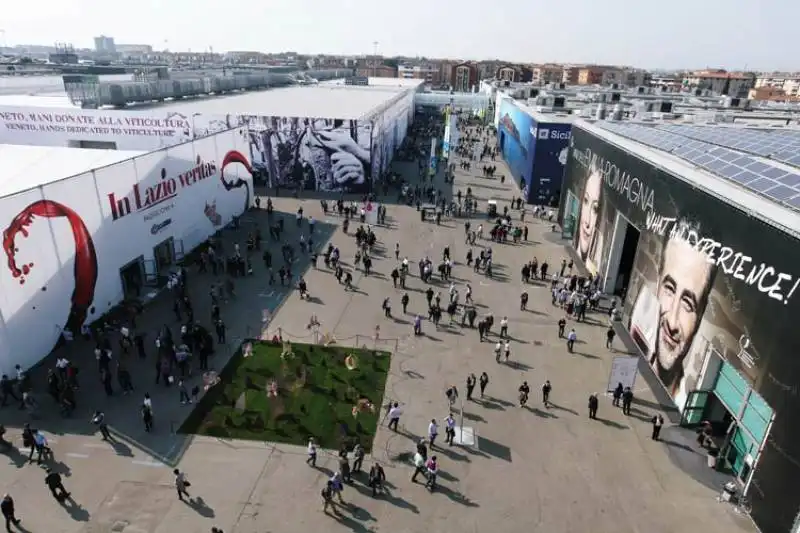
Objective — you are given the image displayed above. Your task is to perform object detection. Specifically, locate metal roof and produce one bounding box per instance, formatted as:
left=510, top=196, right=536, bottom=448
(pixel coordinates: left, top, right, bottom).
left=580, top=120, right=800, bottom=239
left=0, top=144, right=144, bottom=199
left=134, top=84, right=409, bottom=121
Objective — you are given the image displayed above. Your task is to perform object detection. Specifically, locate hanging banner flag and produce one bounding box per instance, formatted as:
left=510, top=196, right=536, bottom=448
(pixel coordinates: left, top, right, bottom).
left=364, top=201, right=379, bottom=225
left=428, top=137, right=438, bottom=177
left=449, top=113, right=459, bottom=154
left=442, top=106, right=452, bottom=160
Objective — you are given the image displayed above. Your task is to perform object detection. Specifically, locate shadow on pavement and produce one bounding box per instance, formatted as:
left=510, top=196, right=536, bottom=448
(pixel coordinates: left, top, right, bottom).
left=477, top=435, right=512, bottom=462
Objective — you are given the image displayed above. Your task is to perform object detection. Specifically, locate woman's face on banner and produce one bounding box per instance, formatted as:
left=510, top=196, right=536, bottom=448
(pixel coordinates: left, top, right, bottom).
left=578, top=168, right=602, bottom=257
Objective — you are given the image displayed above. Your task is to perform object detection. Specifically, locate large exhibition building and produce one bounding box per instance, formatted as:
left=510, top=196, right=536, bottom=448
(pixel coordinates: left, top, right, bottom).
left=0, top=78, right=421, bottom=375
left=493, top=95, right=573, bottom=206
left=0, top=77, right=421, bottom=194
left=559, top=119, right=800, bottom=533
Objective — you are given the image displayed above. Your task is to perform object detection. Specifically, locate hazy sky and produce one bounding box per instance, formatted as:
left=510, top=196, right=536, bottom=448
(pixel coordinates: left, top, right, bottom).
left=2, top=0, right=795, bottom=70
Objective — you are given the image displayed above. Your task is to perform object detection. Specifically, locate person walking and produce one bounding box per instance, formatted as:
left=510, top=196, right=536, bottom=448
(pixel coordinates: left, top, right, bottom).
left=444, top=413, right=456, bottom=445
left=352, top=444, right=365, bottom=473
left=91, top=410, right=113, bottom=441
left=1, top=494, right=20, bottom=531
left=651, top=414, right=665, bottom=440
left=387, top=402, right=402, bottom=431
left=612, top=383, right=623, bottom=407
left=567, top=329, right=577, bottom=352
left=542, top=380, right=552, bottom=407
left=45, top=468, right=70, bottom=501
left=557, top=317, right=566, bottom=338
left=411, top=450, right=426, bottom=483
left=622, top=387, right=634, bottom=415
left=321, top=480, right=336, bottom=514
left=306, top=437, right=317, bottom=467
left=368, top=463, right=386, bottom=497
left=174, top=469, right=191, bottom=501
left=466, top=373, right=476, bottom=400
left=479, top=372, right=489, bottom=398
left=428, top=419, right=439, bottom=449
left=518, top=381, right=530, bottom=407
left=606, top=326, right=616, bottom=350
left=425, top=456, right=439, bottom=491
left=588, top=393, right=599, bottom=419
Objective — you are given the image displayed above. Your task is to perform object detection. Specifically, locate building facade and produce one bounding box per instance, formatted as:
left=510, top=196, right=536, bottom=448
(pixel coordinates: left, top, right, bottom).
left=495, top=98, right=570, bottom=205
left=397, top=64, right=440, bottom=84
left=0, top=129, right=253, bottom=375
left=754, top=74, right=800, bottom=99
left=93, top=36, right=116, bottom=54
left=531, top=64, right=563, bottom=85
left=559, top=121, right=800, bottom=533
left=451, top=62, right=479, bottom=92
left=683, top=70, right=756, bottom=97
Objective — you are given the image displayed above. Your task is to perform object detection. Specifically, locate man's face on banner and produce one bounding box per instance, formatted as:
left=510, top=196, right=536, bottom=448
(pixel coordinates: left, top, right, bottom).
left=655, top=236, right=713, bottom=376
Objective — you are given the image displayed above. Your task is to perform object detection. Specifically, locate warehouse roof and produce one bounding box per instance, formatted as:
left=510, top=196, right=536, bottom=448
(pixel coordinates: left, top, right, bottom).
left=580, top=120, right=800, bottom=239
left=0, top=144, right=143, bottom=199
left=136, top=84, right=409, bottom=120
left=0, top=94, right=73, bottom=108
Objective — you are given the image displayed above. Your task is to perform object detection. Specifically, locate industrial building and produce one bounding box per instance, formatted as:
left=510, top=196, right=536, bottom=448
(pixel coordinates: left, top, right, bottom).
left=0, top=128, right=253, bottom=375
left=0, top=78, right=423, bottom=193
left=558, top=118, right=800, bottom=533
left=484, top=78, right=800, bottom=207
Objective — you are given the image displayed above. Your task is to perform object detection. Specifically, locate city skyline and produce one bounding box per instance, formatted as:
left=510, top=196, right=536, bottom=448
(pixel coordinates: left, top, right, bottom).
left=2, top=0, right=797, bottom=71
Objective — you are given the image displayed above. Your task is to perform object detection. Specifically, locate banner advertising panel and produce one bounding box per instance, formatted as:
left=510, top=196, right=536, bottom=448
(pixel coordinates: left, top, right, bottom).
left=442, top=106, right=452, bottom=160
left=240, top=116, right=372, bottom=194
left=0, top=128, right=253, bottom=374
left=429, top=137, right=438, bottom=178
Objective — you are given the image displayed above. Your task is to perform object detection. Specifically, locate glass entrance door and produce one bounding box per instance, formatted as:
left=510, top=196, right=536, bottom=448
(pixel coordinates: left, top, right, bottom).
left=681, top=391, right=710, bottom=426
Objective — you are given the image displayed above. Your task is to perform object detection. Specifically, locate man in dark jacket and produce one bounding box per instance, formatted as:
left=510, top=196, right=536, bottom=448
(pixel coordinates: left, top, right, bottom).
left=45, top=469, right=70, bottom=501
left=1, top=493, right=21, bottom=530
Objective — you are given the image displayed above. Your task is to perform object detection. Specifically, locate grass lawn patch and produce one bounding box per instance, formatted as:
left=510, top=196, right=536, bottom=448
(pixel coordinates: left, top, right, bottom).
left=180, top=340, right=391, bottom=452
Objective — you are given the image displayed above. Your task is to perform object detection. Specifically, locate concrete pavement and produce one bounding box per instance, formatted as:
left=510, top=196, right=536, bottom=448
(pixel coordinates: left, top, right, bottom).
left=0, top=130, right=758, bottom=533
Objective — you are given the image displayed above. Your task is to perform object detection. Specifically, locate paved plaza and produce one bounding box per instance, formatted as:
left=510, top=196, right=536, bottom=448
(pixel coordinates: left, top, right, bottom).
left=0, top=138, right=758, bottom=533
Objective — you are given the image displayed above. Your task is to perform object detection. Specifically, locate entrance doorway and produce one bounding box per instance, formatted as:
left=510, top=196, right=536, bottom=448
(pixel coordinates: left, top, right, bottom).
left=120, top=256, right=145, bottom=299
left=614, top=223, right=640, bottom=297
left=603, top=213, right=641, bottom=296
left=681, top=354, right=775, bottom=485
left=153, top=237, right=175, bottom=277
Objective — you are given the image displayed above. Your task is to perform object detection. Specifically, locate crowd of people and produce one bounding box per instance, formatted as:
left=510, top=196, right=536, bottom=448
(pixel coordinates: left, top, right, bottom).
left=0, top=107, right=671, bottom=531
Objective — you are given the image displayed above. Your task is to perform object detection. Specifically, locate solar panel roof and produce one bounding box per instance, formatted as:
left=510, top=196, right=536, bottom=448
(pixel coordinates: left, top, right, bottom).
left=594, top=122, right=800, bottom=215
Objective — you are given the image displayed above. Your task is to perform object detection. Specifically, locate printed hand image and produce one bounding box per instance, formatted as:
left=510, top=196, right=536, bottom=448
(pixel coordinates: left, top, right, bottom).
left=245, top=117, right=372, bottom=193
left=630, top=222, right=716, bottom=398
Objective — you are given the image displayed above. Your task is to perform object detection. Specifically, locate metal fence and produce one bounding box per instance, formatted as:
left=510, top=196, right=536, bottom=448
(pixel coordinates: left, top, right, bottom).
left=264, top=326, right=399, bottom=354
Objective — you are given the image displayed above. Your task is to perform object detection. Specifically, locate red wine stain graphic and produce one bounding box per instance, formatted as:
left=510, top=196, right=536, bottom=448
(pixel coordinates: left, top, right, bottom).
left=220, top=150, right=253, bottom=210
left=3, top=200, right=98, bottom=334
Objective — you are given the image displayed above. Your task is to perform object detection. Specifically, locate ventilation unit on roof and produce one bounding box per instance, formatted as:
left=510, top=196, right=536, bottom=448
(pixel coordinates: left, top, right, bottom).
left=722, top=97, right=751, bottom=110
left=596, top=103, right=607, bottom=120
left=611, top=104, right=624, bottom=121
left=553, top=96, right=566, bottom=108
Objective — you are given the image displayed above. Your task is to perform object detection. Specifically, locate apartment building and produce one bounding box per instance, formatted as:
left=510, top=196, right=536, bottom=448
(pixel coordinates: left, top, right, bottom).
left=451, top=62, right=479, bottom=92
left=683, top=69, right=756, bottom=97
left=531, top=64, right=563, bottom=85
left=754, top=74, right=800, bottom=99
left=397, top=64, right=440, bottom=84
left=355, top=65, right=397, bottom=78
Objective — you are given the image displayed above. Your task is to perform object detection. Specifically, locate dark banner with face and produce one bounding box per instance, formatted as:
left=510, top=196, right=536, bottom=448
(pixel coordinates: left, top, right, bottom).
left=561, top=125, right=800, bottom=531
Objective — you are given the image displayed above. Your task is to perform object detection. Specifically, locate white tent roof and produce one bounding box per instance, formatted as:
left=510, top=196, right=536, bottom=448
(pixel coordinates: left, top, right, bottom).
left=0, top=144, right=144, bottom=199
